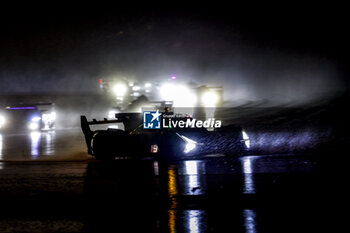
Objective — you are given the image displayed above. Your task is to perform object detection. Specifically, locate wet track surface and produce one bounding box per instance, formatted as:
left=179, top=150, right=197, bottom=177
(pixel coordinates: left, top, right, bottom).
left=0, top=128, right=87, bottom=161
left=0, top=129, right=328, bottom=232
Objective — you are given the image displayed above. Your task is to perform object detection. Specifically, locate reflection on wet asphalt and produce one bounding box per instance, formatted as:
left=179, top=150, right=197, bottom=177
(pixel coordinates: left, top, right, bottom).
left=0, top=129, right=323, bottom=232
left=84, top=156, right=321, bottom=232
left=0, top=128, right=87, bottom=161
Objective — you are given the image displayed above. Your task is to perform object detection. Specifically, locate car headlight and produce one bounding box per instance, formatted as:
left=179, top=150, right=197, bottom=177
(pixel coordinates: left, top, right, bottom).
left=242, top=130, right=250, bottom=149
left=31, top=116, right=41, bottom=122
left=177, top=133, right=200, bottom=153
left=160, top=84, right=197, bottom=107
left=132, top=85, right=141, bottom=91
left=113, top=83, right=128, bottom=97
left=28, top=122, right=39, bottom=130
left=201, top=91, right=219, bottom=107
left=184, top=143, right=196, bottom=153
left=0, top=115, right=5, bottom=128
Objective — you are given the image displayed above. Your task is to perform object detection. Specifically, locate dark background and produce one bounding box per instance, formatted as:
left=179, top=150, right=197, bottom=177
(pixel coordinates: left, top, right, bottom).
left=0, top=5, right=348, bottom=104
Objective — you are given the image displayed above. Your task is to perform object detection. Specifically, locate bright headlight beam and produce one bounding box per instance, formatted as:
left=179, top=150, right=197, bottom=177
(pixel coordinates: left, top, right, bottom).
left=132, top=86, right=141, bottom=91
left=177, top=134, right=199, bottom=153
left=160, top=84, right=197, bottom=107
left=242, top=130, right=250, bottom=149
left=31, top=116, right=41, bottom=122
left=184, top=143, right=196, bottom=153
left=202, top=91, right=219, bottom=107
left=28, top=122, right=39, bottom=131
left=113, top=83, right=127, bottom=97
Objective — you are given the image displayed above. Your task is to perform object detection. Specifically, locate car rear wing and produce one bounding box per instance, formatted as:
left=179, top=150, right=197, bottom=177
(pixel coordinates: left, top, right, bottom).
left=80, top=113, right=141, bottom=155
left=81, top=113, right=142, bottom=133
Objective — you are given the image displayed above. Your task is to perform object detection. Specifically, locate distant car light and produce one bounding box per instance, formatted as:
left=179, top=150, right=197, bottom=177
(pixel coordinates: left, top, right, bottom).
left=113, top=83, right=128, bottom=97
left=242, top=130, right=250, bottom=148
left=160, top=83, right=197, bottom=107
left=145, top=83, right=152, bottom=88
left=31, top=116, right=41, bottom=122
left=28, top=122, right=39, bottom=130
left=132, top=86, right=141, bottom=91
left=202, top=91, right=219, bottom=107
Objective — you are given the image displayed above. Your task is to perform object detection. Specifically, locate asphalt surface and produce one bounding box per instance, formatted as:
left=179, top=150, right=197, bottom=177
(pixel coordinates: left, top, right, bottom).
left=0, top=128, right=87, bottom=161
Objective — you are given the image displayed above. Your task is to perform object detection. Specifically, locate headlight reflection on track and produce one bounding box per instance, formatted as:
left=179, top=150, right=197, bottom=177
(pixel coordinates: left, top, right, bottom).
left=183, top=160, right=206, bottom=195
left=241, top=156, right=256, bottom=194
left=0, top=115, right=6, bottom=128
left=30, top=132, right=41, bottom=158
left=0, top=134, right=3, bottom=160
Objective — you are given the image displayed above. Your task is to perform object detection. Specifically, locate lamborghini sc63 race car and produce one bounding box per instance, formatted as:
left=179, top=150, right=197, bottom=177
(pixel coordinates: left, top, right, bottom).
left=81, top=112, right=250, bottom=161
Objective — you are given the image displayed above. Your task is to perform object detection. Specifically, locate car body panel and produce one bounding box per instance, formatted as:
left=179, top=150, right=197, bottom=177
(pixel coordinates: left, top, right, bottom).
left=81, top=114, right=248, bottom=160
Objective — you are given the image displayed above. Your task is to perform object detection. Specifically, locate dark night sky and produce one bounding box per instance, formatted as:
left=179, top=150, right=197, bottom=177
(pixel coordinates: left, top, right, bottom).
left=0, top=5, right=348, bottom=103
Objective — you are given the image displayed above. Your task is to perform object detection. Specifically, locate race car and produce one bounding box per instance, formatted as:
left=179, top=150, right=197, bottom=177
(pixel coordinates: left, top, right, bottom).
left=80, top=111, right=250, bottom=161
left=99, top=76, right=224, bottom=113
left=0, top=103, right=56, bottom=131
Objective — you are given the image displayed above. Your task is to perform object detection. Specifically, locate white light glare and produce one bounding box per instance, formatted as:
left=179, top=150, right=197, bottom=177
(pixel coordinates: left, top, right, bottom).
left=113, top=83, right=127, bottom=97
left=0, top=115, right=5, bottom=128
left=201, top=91, right=219, bottom=107
left=160, top=83, right=197, bottom=107
left=242, top=130, right=250, bottom=148
left=145, top=83, right=152, bottom=88
left=50, top=112, right=56, bottom=121
left=180, top=134, right=198, bottom=153
left=185, top=161, right=198, bottom=175
left=132, top=86, right=141, bottom=91
left=28, top=122, right=39, bottom=130
left=185, top=143, right=196, bottom=153
left=31, top=116, right=41, bottom=122
left=42, top=112, right=56, bottom=122
left=108, top=110, right=118, bottom=119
